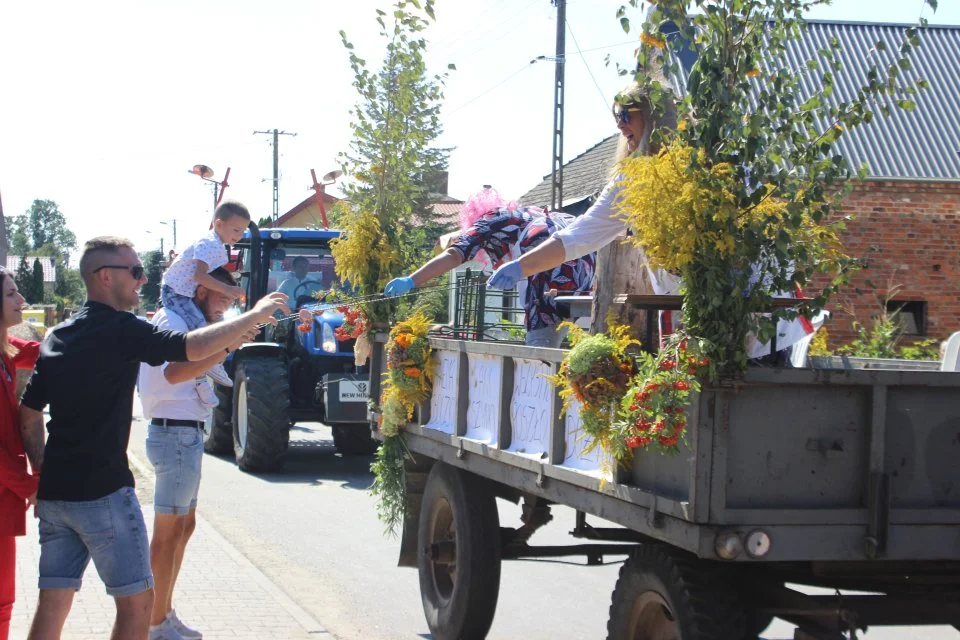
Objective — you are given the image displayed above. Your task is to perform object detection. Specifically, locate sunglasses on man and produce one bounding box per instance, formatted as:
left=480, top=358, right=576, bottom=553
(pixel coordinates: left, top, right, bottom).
left=94, top=264, right=145, bottom=280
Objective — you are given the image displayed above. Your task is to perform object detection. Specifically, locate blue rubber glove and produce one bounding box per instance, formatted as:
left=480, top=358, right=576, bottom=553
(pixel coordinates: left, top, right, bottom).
left=384, top=276, right=415, bottom=297
left=487, top=261, right=523, bottom=290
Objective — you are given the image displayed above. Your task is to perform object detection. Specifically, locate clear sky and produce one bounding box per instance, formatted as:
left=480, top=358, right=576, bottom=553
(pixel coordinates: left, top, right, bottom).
left=1, top=1, right=956, bottom=261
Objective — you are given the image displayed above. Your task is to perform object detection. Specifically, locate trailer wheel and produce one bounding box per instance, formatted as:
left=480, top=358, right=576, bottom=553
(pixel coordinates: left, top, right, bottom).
left=418, top=463, right=501, bottom=640
left=203, top=382, right=234, bottom=455
left=232, top=357, right=291, bottom=472
left=606, top=544, right=744, bottom=640
left=331, top=424, right=378, bottom=456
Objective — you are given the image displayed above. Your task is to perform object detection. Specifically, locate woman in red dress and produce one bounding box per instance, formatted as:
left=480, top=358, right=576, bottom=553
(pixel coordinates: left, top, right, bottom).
left=0, top=266, right=41, bottom=640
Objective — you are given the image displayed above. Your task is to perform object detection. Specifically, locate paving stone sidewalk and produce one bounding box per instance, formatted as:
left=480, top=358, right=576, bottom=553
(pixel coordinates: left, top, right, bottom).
left=11, top=457, right=330, bottom=639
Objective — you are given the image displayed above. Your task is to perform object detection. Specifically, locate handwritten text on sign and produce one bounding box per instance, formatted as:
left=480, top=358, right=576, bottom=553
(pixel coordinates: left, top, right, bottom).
left=507, top=358, right=552, bottom=457
left=424, top=351, right=459, bottom=434
left=465, top=354, right=501, bottom=444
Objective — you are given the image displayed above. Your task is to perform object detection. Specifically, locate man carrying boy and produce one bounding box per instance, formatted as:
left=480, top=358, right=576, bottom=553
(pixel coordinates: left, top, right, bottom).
left=161, top=201, right=249, bottom=386
left=138, top=267, right=242, bottom=639
left=19, top=237, right=289, bottom=640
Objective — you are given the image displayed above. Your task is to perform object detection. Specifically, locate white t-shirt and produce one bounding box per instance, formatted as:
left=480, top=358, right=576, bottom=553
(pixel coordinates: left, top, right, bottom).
left=138, top=308, right=218, bottom=421
left=162, top=229, right=229, bottom=297
left=277, top=274, right=323, bottom=302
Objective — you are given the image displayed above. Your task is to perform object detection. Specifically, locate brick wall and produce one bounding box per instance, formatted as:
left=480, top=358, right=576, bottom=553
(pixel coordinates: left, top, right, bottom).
left=820, top=180, right=960, bottom=347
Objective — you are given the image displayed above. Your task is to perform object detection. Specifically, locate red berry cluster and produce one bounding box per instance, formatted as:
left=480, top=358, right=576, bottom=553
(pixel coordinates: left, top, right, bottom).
left=334, top=305, right=368, bottom=341
left=620, top=338, right=710, bottom=455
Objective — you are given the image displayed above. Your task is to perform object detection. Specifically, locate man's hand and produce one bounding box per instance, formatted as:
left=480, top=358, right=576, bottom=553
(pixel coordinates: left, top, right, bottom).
left=252, top=292, right=291, bottom=324
left=27, top=492, right=37, bottom=508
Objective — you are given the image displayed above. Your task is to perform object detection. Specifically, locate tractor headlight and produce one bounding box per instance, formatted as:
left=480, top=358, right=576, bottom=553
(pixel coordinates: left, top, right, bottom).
left=321, top=323, right=337, bottom=353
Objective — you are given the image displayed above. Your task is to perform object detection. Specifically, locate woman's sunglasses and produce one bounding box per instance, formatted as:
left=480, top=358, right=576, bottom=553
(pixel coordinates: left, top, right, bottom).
left=614, top=108, right=643, bottom=126
left=94, top=264, right=145, bottom=279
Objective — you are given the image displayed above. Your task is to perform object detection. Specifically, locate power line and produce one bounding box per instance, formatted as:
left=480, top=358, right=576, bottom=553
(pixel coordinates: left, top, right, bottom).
left=438, top=0, right=544, bottom=66
left=445, top=62, right=536, bottom=115
left=566, top=19, right=610, bottom=112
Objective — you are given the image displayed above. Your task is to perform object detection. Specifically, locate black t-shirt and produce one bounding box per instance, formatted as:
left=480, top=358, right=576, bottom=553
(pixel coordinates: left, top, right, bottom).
left=22, top=301, right=189, bottom=501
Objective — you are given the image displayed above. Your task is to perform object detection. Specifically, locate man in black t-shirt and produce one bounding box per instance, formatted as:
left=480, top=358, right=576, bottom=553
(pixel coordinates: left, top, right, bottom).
left=18, top=237, right=289, bottom=640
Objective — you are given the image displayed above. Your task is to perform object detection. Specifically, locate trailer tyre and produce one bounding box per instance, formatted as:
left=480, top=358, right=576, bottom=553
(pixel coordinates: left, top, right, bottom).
left=232, top=357, right=291, bottom=472
left=607, top=544, right=744, bottom=640
left=203, top=382, right=234, bottom=455
left=418, top=463, right=501, bottom=640
left=331, top=424, right=378, bottom=456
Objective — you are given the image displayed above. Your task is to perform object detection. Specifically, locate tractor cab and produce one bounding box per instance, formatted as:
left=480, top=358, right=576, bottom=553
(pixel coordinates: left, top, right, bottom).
left=204, top=223, right=376, bottom=472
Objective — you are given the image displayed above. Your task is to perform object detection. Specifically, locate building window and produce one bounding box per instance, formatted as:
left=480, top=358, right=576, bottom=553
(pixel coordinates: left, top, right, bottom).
left=887, top=300, right=927, bottom=336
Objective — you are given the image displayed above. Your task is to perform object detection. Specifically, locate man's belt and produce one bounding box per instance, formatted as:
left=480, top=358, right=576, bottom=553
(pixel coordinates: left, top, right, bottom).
left=151, top=418, right=205, bottom=429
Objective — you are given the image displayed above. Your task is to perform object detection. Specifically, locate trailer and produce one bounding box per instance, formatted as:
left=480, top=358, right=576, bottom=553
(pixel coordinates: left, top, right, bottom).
left=369, top=302, right=960, bottom=639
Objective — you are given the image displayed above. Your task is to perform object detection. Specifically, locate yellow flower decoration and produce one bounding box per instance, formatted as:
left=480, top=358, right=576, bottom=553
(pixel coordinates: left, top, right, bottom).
left=746, top=68, right=761, bottom=77
left=640, top=32, right=666, bottom=49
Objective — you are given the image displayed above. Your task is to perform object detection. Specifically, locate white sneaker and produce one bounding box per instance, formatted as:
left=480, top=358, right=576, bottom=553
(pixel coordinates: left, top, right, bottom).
left=167, top=609, right=203, bottom=639
left=148, top=619, right=187, bottom=640
left=206, top=363, right=233, bottom=387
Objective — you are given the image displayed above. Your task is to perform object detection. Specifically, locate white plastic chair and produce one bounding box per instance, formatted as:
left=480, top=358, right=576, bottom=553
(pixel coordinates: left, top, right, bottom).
left=940, top=331, right=960, bottom=372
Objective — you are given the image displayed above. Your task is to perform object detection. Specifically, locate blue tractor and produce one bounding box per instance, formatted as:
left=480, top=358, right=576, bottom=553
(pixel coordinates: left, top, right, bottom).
left=203, top=223, right=376, bottom=472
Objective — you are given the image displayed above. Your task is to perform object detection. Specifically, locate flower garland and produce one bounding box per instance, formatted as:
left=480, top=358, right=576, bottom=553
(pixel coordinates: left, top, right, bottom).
left=546, top=319, right=639, bottom=455
left=372, top=311, right=434, bottom=534
left=613, top=332, right=712, bottom=458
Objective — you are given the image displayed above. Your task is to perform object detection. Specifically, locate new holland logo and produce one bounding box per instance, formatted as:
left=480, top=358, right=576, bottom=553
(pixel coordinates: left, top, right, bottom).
left=339, top=380, right=370, bottom=402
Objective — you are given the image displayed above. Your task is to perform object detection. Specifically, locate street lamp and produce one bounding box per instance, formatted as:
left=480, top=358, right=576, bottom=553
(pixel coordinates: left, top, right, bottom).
left=158, top=220, right=177, bottom=249
left=310, top=169, right=342, bottom=229
left=188, top=164, right=231, bottom=212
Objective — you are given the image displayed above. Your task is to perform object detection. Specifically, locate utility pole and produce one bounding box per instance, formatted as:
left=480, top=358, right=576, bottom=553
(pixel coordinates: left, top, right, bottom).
left=254, top=129, right=297, bottom=221
left=550, top=0, right=566, bottom=211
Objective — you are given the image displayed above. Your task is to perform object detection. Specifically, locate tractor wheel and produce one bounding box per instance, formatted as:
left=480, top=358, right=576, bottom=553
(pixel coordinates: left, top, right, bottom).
left=232, top=357, right=291, bottom=472
left=332, top=424, right=378, bottom=456
left=418, top=463, right=501, bottom=640
left=203, top=382, right=234, bottom=455
left=606, top=543, right=745, bottom=640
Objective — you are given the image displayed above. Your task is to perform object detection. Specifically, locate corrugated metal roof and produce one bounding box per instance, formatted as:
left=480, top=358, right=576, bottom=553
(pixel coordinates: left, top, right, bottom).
left=520, top=20, right=960, bottom=205
left=787, top=21, right=960, bottom=181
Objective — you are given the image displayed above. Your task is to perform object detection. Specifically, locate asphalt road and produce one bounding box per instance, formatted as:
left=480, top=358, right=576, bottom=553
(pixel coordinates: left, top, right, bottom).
left=127, top=412, right=959, bottom=640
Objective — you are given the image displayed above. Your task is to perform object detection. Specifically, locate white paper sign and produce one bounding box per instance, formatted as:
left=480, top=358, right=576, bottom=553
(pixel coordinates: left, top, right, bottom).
left=338, top=380, right=370, bottom=402
left=506, top=358, right=553, bottom=457
left=464, top=354, right=502, bottom=445
left=560, top=397, right=611, bottom=476
left=424, top=351, right=459, bottom=434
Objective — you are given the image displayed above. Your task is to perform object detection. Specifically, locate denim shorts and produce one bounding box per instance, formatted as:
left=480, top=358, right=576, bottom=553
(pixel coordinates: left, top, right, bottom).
left=525, top=324, right=568, bottom=348
left=36, top=487, right=153, bottom=597
left=145, top=424, right=204, bottom=516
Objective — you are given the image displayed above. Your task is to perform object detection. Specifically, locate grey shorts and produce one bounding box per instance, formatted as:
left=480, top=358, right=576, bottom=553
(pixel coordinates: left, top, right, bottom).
left=524, top=324, right=569, bottom=348
left=145, top=424, right=204, bottom=516
left=37, top=487, right=153, bottom=597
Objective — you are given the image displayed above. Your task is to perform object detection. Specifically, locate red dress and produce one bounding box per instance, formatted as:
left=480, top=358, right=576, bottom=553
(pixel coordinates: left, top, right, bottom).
left=0, top=337, right=41, bottom=537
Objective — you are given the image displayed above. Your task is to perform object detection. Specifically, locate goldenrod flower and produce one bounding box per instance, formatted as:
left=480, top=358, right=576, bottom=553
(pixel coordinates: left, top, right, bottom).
left=640, top=32, right=666, bottom=49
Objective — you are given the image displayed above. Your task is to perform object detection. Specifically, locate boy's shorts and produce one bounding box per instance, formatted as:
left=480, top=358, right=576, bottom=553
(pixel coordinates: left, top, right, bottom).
left=37, top=487, right=153, bottom=597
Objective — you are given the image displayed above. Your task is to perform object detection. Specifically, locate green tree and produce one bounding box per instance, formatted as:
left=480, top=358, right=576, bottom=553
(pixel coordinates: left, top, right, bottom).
left=25, top=199, right=77, bottom=263
left=29, top=258, right=45, bottom=304
left=617, top=0, right=934, bottom=375
left=14, top=255, right=31, bottom=299
left=53, top=259, right=85, bottom=309
left=334, top=0, right=452, bottom=322
left=5, top=216, right=31, bottom=257
left=140, top=249, right=163, bottom=308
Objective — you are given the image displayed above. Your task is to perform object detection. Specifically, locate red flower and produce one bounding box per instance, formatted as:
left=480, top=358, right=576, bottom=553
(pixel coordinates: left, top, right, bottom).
left=626, top=435, right=652, bottom=449
left=644, top=382, right=660, bottom=392
left=650, top=420, right=666, bottom=434
left=672, top=380, right=691, bottom=391
left=297, top=323, right=311, bottom=333
left=628, top=404, right=638, bottom=412
left=660, top=359, right=677, bottom=371
left=336, top=305, right=350, bottom=314
left=634, top=419, right=650, bottom=432
left=658, top=434, right=680, bottom=447
left=674, top=420, right=687, bottom=435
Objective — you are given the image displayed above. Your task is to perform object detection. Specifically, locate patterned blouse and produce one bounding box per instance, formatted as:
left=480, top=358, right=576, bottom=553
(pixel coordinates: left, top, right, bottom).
left=449, top=207, right=595, bottom=331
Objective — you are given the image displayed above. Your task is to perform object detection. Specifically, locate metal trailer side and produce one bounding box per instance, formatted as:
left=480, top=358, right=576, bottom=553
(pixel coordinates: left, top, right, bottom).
left=370, top=335, right=960, bottom=638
